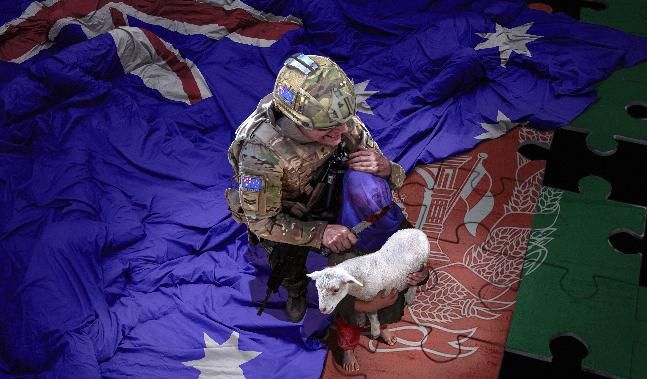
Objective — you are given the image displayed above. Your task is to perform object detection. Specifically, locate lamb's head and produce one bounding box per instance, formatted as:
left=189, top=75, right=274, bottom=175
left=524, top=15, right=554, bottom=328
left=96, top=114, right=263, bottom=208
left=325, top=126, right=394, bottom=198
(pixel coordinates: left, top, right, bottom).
left=307, top=266, right=363, bottom=314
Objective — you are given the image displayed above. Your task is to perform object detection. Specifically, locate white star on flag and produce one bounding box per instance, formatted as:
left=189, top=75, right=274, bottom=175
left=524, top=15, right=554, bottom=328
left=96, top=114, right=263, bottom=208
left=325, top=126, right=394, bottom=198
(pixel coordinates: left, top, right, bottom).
left=354, top=79, right=378, bottom=115
left=475, top=110, right=520, bottom=140
left=183, top=331, right=261, bottom=378
left=474, top=22, right=542, bottom=67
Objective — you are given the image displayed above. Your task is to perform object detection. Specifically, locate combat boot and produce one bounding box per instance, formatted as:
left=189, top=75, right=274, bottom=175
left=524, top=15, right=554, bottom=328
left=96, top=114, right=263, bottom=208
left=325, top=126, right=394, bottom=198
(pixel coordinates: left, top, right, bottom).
left=285, top=290, right=307, bottom=322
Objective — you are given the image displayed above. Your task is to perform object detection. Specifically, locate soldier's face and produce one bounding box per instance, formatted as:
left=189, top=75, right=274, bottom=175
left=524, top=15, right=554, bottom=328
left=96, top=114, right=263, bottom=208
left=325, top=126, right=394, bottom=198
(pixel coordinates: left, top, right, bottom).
left=299, top=123, right=349, bottom=146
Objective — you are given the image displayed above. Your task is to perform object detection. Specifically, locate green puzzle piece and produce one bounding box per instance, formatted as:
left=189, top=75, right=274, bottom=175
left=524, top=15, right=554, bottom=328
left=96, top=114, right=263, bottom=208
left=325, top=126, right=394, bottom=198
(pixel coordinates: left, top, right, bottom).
left=632, top=341, right=647, bottom=379
left=633, top=287, right=647, bottom=378
left=581, top=0, right=647, bottom=37
left=507, top=177, right=646, bottom=377
left=542, top=177, right=643, bottom=296
left=570, top=64, right=647, bottom=152
left=509, top=265, right=639, bottom=377
left=572, top=0, right=647, bottom=152
left=508, top=6, right=647, bottom=375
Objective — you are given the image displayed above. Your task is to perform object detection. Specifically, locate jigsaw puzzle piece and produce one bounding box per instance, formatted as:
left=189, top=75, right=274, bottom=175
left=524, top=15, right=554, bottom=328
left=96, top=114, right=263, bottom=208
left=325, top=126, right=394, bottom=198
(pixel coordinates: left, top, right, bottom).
left=537, top=176, right=644, bottom=296
left=508, top=174, right=647, bottom=377
left=569, top=64, right=647, bottom=151
left=519, top=124, right=647, bottom=291
left=507, top=260, right=640, bottom=378
left=581, top=0, right=647, bottom=36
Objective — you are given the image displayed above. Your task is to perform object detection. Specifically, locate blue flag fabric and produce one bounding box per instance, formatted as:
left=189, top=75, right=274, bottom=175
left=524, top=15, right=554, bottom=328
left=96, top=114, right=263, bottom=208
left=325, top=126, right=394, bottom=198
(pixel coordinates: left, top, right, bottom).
left=2, top=0, right=647, bottom=377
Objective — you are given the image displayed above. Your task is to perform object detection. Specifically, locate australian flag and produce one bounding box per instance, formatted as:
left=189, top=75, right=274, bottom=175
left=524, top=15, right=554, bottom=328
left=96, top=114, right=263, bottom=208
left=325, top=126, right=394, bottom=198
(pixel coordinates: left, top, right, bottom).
left=1, top=0, right=646, bottom=378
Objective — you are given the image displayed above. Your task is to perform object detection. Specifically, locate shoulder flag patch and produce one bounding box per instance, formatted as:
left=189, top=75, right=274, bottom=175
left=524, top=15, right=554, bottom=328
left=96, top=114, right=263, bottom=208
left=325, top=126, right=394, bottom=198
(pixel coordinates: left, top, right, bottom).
left=240, top=175, right=263, bottom=192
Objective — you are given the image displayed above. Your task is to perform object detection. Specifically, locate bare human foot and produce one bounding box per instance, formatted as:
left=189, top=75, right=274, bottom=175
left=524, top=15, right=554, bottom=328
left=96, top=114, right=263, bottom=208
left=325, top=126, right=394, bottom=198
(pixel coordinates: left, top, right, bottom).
left=379, top=328, right=397, bottom=346
left=342, top=349, right=359, bottom=372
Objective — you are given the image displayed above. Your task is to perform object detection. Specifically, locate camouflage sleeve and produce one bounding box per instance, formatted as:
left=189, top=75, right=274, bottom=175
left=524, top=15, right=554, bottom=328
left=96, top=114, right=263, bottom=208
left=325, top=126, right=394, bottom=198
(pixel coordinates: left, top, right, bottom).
left=237, top=142, right=327, bottom=248
left=388, top=161, right=406, bottom=189
left=343, top=116, right=405, bottom=189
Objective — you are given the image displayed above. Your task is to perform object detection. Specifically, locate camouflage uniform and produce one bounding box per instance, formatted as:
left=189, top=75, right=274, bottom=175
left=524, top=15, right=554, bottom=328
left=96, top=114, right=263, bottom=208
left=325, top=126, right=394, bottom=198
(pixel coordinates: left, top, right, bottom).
left=226, top=54, right=405, bottom=322
left=227, top=97, right=405, bottom=247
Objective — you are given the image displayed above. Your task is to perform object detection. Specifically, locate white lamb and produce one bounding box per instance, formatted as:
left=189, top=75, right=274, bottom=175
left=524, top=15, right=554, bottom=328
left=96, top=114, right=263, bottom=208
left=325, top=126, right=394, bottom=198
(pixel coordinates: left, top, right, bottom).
left=307, top=228, right=430, bottom=338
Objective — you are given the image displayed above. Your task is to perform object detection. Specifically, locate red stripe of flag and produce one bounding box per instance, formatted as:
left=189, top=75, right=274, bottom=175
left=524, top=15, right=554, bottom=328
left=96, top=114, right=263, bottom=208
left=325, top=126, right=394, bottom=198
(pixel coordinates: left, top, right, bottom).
left=235, top=20, right=301, bottom=40
left=110, top=7, right=127, bottom=27
left=120, top=0, right=301, bottom=39
left=0, top=0, right=98, bottom=61
left=0, top=0, right=301, bottom=61
left=140, top=29, right=202, bottom=105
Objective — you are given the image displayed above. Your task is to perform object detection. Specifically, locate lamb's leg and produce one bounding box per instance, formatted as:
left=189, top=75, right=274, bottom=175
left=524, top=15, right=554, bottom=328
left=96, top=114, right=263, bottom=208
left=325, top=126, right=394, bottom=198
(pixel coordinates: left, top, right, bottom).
left=367, top=312, right=380, bottom=339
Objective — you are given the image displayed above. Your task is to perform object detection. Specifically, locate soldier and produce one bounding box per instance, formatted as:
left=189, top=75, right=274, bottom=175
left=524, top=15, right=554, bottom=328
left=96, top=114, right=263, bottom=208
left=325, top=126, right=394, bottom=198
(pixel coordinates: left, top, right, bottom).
left=226, top=54, right=427, bottom=369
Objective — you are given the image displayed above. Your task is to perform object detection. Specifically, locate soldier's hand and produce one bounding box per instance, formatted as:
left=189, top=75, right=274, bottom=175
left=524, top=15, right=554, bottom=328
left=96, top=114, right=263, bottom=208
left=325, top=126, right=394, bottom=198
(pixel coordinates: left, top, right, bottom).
left=347, top=148, right=391, bottom=178
left=322, top=224, right=358, bottom=253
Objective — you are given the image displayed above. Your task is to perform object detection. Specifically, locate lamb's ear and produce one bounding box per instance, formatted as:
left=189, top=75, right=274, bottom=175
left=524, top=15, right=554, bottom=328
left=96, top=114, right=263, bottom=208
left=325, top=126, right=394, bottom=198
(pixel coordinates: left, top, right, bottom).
left=307, top=270, right=321, bottom=280
left=340, top=271, right=363, bottom=287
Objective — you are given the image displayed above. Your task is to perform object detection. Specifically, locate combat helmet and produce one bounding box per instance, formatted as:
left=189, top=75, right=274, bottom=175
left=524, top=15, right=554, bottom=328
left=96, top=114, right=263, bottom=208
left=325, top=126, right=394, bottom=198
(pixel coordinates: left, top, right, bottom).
left=273, top=54, right=356, bottom=130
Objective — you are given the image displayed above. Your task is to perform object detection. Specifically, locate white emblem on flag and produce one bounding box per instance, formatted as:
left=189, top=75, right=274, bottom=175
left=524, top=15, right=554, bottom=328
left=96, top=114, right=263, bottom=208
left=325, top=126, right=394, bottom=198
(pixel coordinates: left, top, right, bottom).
left=110, top=27, right=212, bottom=105
left=459, top=153, right=494, bottom=236
left=354, top=80, right=378, bottom=115
left=183, top=331, right=261, bottom=378
left=474, top=22, right=542, bottom=68
left=475, top=110, right=520, bottom=140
